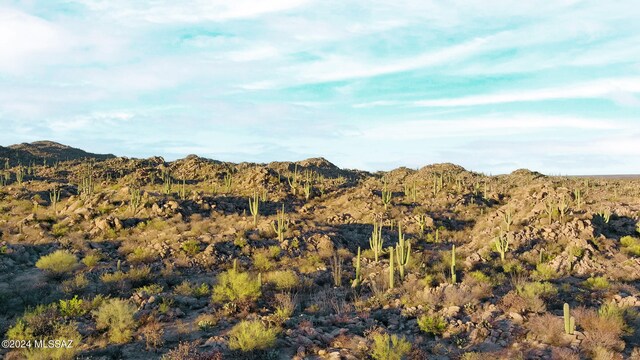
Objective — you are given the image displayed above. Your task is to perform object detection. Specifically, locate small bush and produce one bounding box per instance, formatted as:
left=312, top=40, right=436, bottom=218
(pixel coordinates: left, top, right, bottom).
left=252, top=250, right=275, bottom=271
left=620, top=235, right=640, bottom=256
left=141, top=319, right=164, bottom=350
left=196, top=313, right=218, bottom=331
left=102, top=266, right=151, bottom=286
left=164, top=341, right=222, bottom=360
left=273, top=292, right=297, bottom=322
left=126, top=247, right=156, bottom=264
left=584, top=276, right=610, bottom=290
left=228, top=320, right=278, bottom=351
left=59, top=295, right=87, bottom=317
left=93, top=298, right=137, bottom=344
left=51, top=223, right=69, bottom=237
left=82, top=253, right=101, bottom=267
left=174, top=280, right=210, bottom=298
left=266, top=270, right=299, bottom=290
left=35, top=250, right=78, bottom=276
left=193, top=283, right=210, bottom=297
left=417, top=314, right=447, bottom=336
left=501, top=291, right=545, bottom=314
left=532, top=263, right=558, bottom=281
left=369, top=331, right=412, bottom=360
left=212, top=269, right=261, bottom=304
left=268, top=245, right=281, bottom=258
left=516, top=281, right=557, bottom=299
left=467, top=270, right=491, bottom=284
left=526, top=313, right=570, bottom=346
left=574, top=305, right=626, bottom=353
left=181, top=240, right=201, bottom=256
left=6, top=304, right=81, bottom=360
left=136, top=284, right=163, bottom=296
left=61, top=273, right=89, bottom=294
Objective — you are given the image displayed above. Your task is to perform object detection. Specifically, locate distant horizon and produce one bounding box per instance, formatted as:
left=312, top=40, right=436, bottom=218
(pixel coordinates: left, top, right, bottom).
left=1, top=1, right=639, bottom=175
left=3, top=139, right=640, bottom=177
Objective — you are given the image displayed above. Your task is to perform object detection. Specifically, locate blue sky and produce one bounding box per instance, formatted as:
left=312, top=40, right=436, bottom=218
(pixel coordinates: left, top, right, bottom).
left=1, top=0, right=639, bottom=174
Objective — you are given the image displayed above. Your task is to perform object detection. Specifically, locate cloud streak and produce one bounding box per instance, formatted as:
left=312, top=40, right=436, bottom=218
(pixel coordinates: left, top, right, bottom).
left=1, top=0, right=639, bottom=174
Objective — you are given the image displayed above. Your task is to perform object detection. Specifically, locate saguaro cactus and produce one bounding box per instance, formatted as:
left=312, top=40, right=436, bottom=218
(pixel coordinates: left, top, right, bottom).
left=49, top=186, right=61, bottom=214
left=271, top=204, right=288, bottom=242
left=352, top=247, right=362, bottom=288
left=451, top=245, right=456, bottom=283
left=494, top=230, right=509, bottom=262
left=502, top=207, right=513, bottom=232
left=381, top=181, right=392, bottom=209
left=395, top=223, right=411, bottom=279
left=369, top=221, right=383, bottom=262
left=563, top=303, right=575, bottom=335
left=248, top=191, right=260, bottom=226
left=573, top=188, right=583, bottom=210
left=558, top=196, right=568, bottom=223
left=388, top=246, right=394, bottom=290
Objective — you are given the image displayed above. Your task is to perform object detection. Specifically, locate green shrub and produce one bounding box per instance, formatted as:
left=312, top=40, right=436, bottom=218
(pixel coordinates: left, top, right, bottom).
left=417, top=314, right=447, bottom=336
left=268, top=245, right=281, bottom=258
left=174, top=281, right=210, bottom=298
left=620, top=236, right=640, bottom=256
left=212, top=269, right=261, bottom=304
left=369, top=332, right=412, bottom=360
left=266, top=270, right=299, bottom=290
left=102, top=266, right=150, bottom=286
left=93, top=298, right=137, bottom=344
left=502, top=259, right=524, bottom=275
left=181, top=240, right=200, bottom=256
left=252, top=250, right=275, bottom=271
left=468, top=270, right=491, bottom=284
left=51, top=223, right=69, bottom=237
left=101, top=271, right=127, bottom=283
left=516, top=281, right=557, bottom=299
left=584, top=276, right=610, bottom=290
left=59, top=295, right=87, bottom=317
left=82, top=253, right=101, bottom=267
left=6, top=304, right=81, bottom=360
left=126, top=247, right=156, bottom=264
left=35, top=250, right=78, bottom=275
left=196, top=313, right=218, bottom=331
left=227, top=320, right=278, bottom=351
left=532, top=263, right=558, bottom=281
left=135, top=284, right=163, bottom=296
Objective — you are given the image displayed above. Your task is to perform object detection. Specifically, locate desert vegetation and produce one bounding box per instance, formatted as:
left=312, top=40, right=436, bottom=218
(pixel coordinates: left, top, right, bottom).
left=0, top=141, right=639, bottom=359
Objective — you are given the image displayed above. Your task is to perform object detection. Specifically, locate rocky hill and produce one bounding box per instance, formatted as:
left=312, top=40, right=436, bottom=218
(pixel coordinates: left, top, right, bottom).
left=0, top=140, right=115, bottom=166
left=0, top=142, right=638, bottom=360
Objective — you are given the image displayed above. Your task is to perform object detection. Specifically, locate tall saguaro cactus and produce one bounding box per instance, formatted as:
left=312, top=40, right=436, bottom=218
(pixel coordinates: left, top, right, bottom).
left=395, top=223, right=411, bottom=279
left=369, top=221, right=383, bottom=262
left=271, top=204, right=288, bottom=242
left=352, top=247, right=362, bottom=288
left=451, top=245, right=457, bottom=283
left=381, top=181, right=392, bottom=209
left=50, top=186, right=61, bottom=214
left=248, top=191, right=260, bottom=226
left=388, top=246, right=394, bottom=290
left=494, top=230, right=509, bottom=262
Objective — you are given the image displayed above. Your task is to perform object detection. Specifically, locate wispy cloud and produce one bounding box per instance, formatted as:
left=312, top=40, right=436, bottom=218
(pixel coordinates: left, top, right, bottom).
left=73, top=0, right=311, bottom=23
left=352, top=115, right=626, bottom=140
left=1, top=0, right=640, bottom=174
left=412, top=78, right=640, bottom=107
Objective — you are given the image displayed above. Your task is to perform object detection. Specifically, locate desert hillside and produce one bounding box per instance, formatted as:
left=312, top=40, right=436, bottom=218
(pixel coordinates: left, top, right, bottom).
left=0, top=142, right=638, bottom=359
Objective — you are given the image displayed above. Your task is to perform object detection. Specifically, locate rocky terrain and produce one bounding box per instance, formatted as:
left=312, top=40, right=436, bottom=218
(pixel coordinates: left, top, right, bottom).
left=0, top=141, right=638, bottom=360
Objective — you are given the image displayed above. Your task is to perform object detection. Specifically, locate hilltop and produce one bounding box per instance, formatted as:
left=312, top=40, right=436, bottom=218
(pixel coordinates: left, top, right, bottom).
left=0, top=140, right=115, bottom=166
